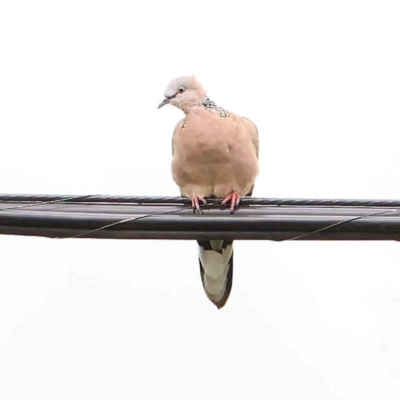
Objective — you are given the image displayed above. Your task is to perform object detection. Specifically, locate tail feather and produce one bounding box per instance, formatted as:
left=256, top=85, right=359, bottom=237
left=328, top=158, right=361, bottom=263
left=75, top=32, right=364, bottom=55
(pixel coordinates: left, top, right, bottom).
left=190, top=191, right=253, bottom=308
left=197, top=239, right=234, bottom=309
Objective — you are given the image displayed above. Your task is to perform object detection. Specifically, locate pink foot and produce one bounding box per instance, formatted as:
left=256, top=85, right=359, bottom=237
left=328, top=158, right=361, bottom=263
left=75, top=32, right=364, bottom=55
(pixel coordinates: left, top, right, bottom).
left=221, top=192, right=241, bottom=214
left=190, top=195, right=207, bottom=214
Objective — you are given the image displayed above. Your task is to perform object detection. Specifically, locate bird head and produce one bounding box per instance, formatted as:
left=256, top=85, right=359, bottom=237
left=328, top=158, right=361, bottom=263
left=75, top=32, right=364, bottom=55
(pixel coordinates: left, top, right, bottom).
left=158, top=76, right=207, bottom=112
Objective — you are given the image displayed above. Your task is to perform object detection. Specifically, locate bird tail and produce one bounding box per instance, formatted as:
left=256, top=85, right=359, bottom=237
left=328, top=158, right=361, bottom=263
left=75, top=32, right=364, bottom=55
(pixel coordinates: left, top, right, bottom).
left=197, top=239, right=234, bottom=309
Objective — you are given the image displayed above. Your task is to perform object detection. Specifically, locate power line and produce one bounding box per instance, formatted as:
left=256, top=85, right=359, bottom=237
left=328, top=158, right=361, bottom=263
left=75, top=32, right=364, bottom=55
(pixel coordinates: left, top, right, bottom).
left=1, top=194, right=400, bottom=241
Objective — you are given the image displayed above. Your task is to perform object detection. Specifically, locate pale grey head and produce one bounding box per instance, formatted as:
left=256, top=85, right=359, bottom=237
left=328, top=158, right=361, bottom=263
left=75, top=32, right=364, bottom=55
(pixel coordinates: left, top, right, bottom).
left=158, top=76, right=207, bottom=112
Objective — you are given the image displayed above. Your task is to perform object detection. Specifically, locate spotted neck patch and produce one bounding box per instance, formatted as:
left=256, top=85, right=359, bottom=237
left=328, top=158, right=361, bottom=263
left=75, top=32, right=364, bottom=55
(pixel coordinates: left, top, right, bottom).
left=199, top=97, right=231, bottom=118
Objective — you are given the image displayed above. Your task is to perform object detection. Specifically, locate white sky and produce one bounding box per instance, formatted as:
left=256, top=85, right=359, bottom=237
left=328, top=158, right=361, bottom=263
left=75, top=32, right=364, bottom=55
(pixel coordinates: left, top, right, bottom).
left=1, top=1, right=400, bottom=399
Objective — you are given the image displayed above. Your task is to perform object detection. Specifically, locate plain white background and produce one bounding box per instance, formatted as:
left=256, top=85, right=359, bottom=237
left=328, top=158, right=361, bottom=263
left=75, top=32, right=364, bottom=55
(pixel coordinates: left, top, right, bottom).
left=1, top=1, right=400, bottom=399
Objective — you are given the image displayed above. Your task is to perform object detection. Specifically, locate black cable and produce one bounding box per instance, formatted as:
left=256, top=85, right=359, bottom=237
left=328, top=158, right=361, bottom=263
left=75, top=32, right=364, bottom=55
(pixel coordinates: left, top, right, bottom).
left=2, top=194, right=400, bottom=208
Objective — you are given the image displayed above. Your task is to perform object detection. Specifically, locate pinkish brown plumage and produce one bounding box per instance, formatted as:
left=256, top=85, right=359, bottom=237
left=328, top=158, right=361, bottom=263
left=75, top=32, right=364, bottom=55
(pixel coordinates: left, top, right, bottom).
left=158, top=76, right=259, bottom=308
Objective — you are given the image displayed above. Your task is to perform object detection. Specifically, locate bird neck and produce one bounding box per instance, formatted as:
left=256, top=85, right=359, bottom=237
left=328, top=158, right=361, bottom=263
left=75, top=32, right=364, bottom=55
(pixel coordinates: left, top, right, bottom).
left=197, top=97, right=231, bottom=118
left=180, top=90, right=207, bottom=114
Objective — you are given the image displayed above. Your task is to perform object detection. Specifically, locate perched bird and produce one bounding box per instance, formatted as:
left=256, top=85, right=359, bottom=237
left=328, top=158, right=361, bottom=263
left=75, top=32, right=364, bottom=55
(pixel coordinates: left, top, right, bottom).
left=158, top=76, right=259, bottom=308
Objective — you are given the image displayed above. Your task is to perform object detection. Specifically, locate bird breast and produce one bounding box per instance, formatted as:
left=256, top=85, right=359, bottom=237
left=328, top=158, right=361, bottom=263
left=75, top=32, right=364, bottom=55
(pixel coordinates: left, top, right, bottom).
left=175, top=117, right=239, bottom=165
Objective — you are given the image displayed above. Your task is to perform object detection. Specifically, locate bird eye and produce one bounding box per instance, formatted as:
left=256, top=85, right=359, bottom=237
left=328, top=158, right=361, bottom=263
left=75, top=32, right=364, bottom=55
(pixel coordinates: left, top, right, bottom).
left=178, top=87, right=185, bottom=94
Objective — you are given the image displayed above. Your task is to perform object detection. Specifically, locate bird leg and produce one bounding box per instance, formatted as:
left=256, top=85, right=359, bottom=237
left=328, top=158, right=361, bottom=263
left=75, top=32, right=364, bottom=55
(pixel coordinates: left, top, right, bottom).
left=221, top=192, right=241, bottom=214
left=191, top=195, right=207, bottom=214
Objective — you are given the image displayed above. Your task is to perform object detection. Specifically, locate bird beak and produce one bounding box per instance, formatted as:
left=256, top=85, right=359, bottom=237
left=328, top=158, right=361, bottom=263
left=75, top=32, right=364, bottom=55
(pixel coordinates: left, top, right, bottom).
left=158, top=97, right=170, bottom=109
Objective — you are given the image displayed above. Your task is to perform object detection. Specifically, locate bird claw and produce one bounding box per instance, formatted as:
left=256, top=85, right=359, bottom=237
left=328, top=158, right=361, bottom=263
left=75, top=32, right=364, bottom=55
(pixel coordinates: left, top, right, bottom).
left=191, top=196, right=207, bottom=214
left=221, top=192, right=241, bottom=214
